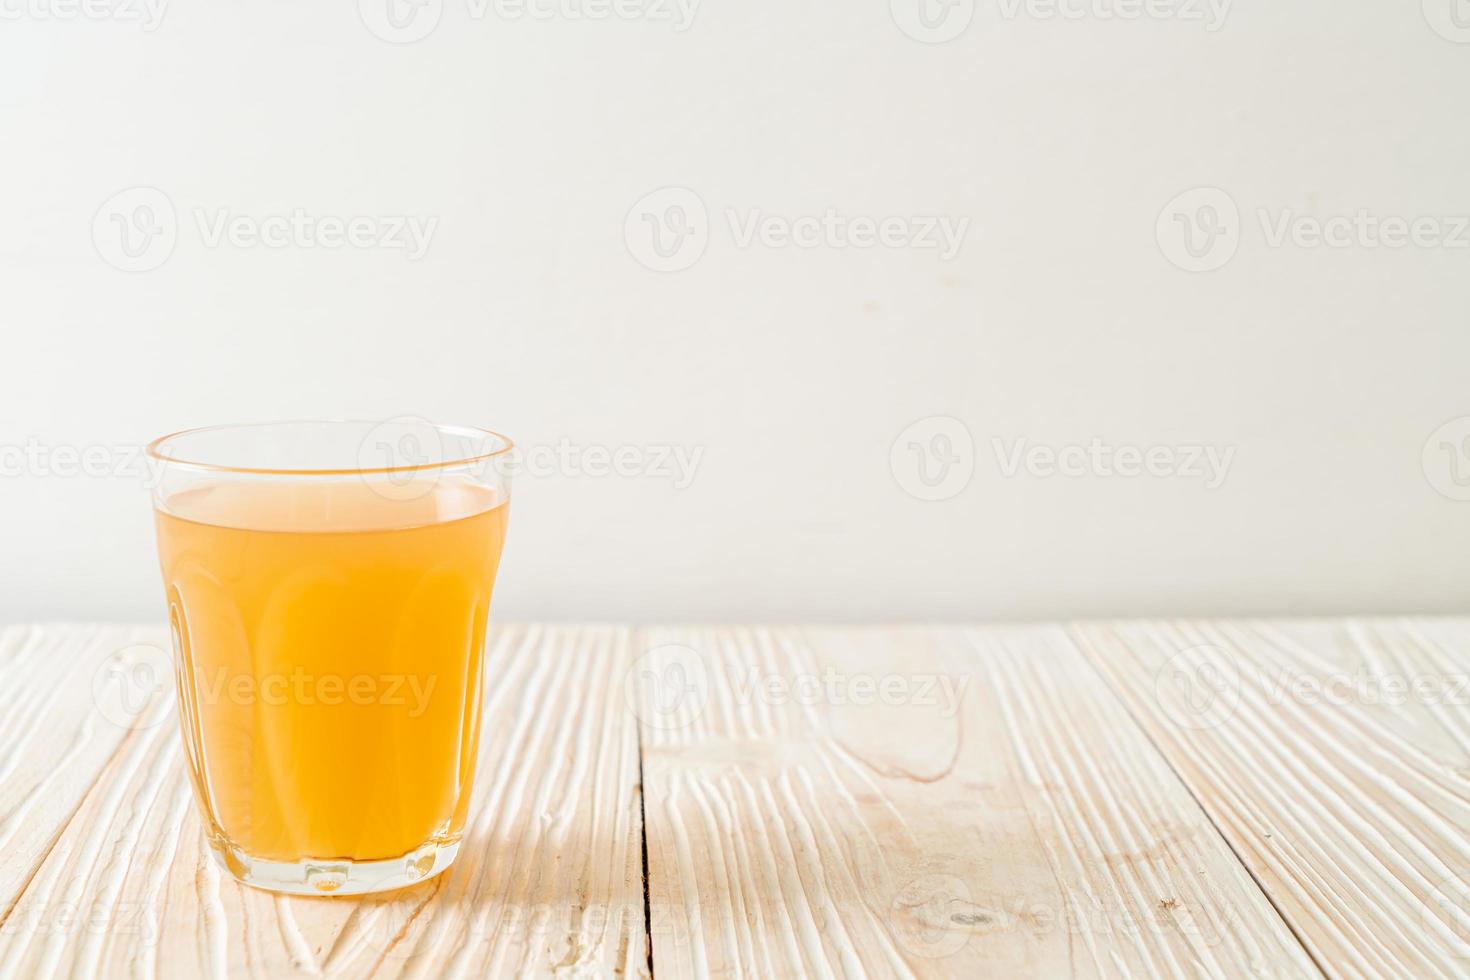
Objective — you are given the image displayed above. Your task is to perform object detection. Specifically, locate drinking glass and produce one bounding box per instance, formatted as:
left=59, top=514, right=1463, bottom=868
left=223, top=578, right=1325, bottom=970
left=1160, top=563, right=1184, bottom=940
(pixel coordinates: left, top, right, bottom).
left=145, top=420, right=512, bottom=895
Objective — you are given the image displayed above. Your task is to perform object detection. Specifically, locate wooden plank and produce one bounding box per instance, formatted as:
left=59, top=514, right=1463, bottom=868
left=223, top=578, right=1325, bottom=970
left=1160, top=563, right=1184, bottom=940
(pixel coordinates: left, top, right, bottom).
left=1073, top=619, right=1470, bottom=980
left=0, top=624, right=647, bottom=980
left=0, top=624, right=164, bottom=927
left=635, top=626, right=1318, bottom=978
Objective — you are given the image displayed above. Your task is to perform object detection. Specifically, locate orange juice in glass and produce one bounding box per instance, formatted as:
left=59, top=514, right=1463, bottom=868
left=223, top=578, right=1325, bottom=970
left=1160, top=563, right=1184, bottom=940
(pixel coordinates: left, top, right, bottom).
left=146, top=421, right=511, bottom=895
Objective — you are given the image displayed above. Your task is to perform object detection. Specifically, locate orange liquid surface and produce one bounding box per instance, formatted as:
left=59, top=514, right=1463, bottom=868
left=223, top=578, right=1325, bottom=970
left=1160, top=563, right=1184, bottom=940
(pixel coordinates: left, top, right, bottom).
left=154, top=479, right=508, bottom=863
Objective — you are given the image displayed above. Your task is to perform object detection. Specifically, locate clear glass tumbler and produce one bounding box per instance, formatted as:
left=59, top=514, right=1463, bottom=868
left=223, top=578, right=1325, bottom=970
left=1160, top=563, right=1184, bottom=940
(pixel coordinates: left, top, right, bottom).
left=145, top=420, right=512, bottom=895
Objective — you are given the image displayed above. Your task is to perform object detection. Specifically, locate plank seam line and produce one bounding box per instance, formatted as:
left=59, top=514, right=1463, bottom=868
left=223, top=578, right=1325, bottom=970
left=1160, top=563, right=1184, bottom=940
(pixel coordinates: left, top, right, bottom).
left=1065, top=623, right=1334, bottom=980
left=637, top=715, right=656, bottom=979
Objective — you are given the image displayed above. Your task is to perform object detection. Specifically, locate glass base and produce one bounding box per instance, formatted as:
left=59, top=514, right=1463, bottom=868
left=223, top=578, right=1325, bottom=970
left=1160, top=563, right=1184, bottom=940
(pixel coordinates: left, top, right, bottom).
left=209, top=838, right=460, bottom=896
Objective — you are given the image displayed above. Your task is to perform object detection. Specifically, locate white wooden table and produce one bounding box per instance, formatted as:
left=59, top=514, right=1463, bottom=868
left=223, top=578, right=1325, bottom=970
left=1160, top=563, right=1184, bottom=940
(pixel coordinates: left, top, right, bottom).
left=2, top=621, right=1468, bottom=978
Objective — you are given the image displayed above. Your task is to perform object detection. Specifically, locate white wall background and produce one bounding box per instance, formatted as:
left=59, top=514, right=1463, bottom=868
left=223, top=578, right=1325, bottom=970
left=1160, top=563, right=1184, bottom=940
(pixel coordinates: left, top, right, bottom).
left=3, top=1, right=1470, bottom=625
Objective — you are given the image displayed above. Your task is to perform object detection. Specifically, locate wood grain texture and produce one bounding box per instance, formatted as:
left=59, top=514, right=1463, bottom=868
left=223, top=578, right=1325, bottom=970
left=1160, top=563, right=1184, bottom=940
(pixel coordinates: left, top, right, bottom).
left=0, top=624, right=647, bottom=980
left=15, top=619, right=1470, bottom=979
left=0, top=624, right=160, bottom=928
left=635, top=626, right=1318, bottom=979
left=1073, top=619, right=1470, bottom=980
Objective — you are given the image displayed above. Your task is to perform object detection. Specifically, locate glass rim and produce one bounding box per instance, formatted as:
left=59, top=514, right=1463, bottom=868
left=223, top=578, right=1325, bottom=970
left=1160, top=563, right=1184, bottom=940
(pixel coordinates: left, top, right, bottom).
left=145, top=419, right=515, bottom=477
